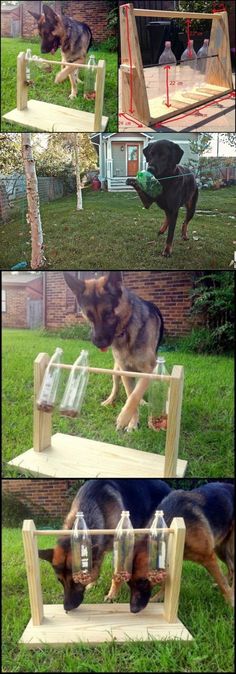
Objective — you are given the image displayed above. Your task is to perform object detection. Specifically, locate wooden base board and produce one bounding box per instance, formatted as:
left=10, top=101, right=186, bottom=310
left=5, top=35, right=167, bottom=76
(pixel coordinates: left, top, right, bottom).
left=3, top=99, right=108, bottom=131
left=8, top=432, right=187, bottom=477
left=19, top=603, right=193, bottom=647
left=148, top=84, right=232, bottom=124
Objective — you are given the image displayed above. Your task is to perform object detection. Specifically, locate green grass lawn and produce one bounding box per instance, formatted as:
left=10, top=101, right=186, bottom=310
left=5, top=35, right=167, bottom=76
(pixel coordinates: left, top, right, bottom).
left=2, top=527, right=234, bottom=672
left=0, top=188, right=235, bottom=270
left=1, top=37, right=117, bottom=132
left=2, top=330, right=233, bottom=477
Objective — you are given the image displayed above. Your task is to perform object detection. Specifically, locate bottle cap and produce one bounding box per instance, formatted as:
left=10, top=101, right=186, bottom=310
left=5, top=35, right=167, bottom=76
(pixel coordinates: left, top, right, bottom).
left=165, top=41, right=171, bottom=48
left=76, top=511, right=84, bottom=517
left=157, top=356, right=165, bottom=363
left=122, top=510, right=130, bottom=516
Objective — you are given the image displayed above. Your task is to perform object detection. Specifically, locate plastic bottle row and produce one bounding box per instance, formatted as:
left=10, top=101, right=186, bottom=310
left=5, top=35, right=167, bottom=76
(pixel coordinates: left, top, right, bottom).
left=158, top=38, right=209, bottom=95
left=71, top=510, right=169, bottom=585
left=37, top=348, right=89, bottom=417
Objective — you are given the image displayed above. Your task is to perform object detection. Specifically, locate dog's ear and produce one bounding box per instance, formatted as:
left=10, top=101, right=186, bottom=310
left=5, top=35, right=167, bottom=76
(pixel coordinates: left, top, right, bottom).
left=143, top=144, right=151, bottom=160
left=38, top=548, right=54, bottom=563
left=43, top=4, right=58, bottom=22
left=63, top=272, right=85, bottom=301
left=28, top=10, right=42, bottom=22
left=104, top=272, right=123, bottom=296
left=174, top=143, right=184, bottom=165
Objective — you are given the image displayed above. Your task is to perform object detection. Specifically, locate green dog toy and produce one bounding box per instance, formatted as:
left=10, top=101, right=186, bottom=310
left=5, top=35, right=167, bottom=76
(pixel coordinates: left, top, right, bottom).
left=136, top=170, right=162, bottom=198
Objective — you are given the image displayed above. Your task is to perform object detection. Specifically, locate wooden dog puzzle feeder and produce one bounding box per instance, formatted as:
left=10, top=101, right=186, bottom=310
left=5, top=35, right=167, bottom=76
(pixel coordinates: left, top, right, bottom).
left=8, top=352, right=187, bottom=478
left=3, top=51, right=108, bottom=131
left=20, top=518, right=193, bottom=647
left=120, top=4, right=233, bottom=127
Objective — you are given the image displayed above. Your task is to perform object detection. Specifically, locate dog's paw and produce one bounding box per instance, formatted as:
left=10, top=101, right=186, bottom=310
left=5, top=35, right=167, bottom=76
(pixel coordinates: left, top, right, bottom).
left=101, top=396, right=116, bottom=407
left=69, top=92, right=77, bottom=99
left=126, top=414, right=139, bottom=432
left=116, top=408, right=132, bottom=431
left=54, top=72, right=63, bottom=84
left=162, top=247, right=171, bottom=257
left=139, top=398, right=148, bottom=406
left=104, top=593, right=114, bottom=603
left=182, top=233, right=189, bottom=241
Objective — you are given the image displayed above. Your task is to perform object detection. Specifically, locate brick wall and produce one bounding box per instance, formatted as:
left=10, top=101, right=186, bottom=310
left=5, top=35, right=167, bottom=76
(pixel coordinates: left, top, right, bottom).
left=44, top=271, right=195, bottom=336
left=2, top=278, right=43, bottom=328
left=1, top=7, right=20, bottom=37
left=2, top=479, right=78, bottom=519
left=20, top=1, right=113, bottom=43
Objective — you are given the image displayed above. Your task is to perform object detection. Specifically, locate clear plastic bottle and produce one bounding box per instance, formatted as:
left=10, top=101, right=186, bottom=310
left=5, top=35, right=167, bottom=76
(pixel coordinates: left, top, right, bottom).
left=84, top=54, right=97, bottom=100
left=158, top=41, right=177, bottom=100
left=196, top=39, right=209, bottom=83
left=148, top=356, right=170, bottom=432
left=37, top=347, right=63, bottom=412
left=71, top=511, right=92, bottom=585
left=148, top=510, right=168, bottom=584
left=60, top=350, right=89, bottom=417
left=180, top=40, right=197, bottom=92
left=113, top=510, right=135, bottom=582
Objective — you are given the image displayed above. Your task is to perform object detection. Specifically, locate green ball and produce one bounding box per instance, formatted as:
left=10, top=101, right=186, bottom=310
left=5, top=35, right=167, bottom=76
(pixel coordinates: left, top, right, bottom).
left=136, top=170, right=162, bottom=198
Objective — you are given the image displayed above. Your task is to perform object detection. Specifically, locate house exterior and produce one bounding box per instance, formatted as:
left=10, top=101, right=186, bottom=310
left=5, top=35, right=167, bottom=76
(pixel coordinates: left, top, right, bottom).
left=91, top=132, right=199, bottom=191
left=2, top=272, right=43, bottom=328
left=1, top=1, right=113, bottom=43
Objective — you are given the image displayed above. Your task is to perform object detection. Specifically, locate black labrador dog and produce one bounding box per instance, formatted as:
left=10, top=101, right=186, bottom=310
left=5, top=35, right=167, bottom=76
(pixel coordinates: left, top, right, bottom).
left=127, top=139, right=198, bottom=257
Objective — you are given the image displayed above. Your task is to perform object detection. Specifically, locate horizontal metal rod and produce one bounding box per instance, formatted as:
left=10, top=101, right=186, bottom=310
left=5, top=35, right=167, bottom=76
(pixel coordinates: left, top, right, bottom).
left=27, top=56, right=98, bottom=69
left=50, top=363, right=172, bottom=381
left=34, top=528, right=173, bottom=536
left=133, top=9, right=222, bottom=19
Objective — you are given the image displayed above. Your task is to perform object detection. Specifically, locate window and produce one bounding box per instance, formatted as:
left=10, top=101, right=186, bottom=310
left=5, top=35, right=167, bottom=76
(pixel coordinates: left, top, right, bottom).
left=2, top=289, right=6, bottom=312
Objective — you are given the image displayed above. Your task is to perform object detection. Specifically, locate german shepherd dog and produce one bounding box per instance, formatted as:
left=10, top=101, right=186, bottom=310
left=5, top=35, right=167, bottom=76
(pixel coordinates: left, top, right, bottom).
left=64, top=271, right=164, bottom=432
left=38, top=478, right=171, bottom=612
left=127, top=139, right=198, bottom=257
left=28, top=4, right=92, bottom=99
left=129, top=482, right=234, bottom=613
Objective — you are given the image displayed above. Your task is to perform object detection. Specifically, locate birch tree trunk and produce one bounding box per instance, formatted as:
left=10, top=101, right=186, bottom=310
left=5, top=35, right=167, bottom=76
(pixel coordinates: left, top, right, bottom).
left=74, top=133, right=83, bottom=210
left=21, top=133, right=44, bottom=269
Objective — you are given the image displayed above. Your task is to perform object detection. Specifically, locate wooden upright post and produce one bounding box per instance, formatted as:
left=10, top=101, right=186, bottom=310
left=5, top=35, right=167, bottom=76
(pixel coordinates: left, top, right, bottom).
left=164, top=366, right=184, bottom=478
left=164, top=517, right=186, bottom=623
left=33, top=353, right=52, bottom=452
left=22, top=520, right=44, bottom=626
left=206, top=11, right=233, bottom=88
left=17, top=51, right=28, bottom=111
left=94, top=60, right=106, bottom=131
left=120, top=3, right=150, bottom=124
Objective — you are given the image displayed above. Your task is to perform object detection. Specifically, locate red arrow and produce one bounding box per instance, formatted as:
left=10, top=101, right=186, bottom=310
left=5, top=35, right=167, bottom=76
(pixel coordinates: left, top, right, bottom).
left=164, top=65, right=171, bottom=107
left=119, top=113, right=144, bottom=127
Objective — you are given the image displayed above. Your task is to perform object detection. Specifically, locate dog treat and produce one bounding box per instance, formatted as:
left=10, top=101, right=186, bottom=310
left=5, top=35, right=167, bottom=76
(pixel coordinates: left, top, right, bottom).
left=112, top=571, right=131, bottom=582
left=148, top=414, right=168, bottom=431
left=60, top=409, right=80, bottom=418
left=136, top=170, right=162, bottom=198
left=37, top=402, right=54, bottom=413
left=72, top=571, right=93, bottom=585
left=147, top=569, right=168, bottom=584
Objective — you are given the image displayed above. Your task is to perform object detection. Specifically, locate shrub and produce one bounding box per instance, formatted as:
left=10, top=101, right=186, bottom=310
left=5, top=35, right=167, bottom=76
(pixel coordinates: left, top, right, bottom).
left=40, top=324, right=91, bottom=341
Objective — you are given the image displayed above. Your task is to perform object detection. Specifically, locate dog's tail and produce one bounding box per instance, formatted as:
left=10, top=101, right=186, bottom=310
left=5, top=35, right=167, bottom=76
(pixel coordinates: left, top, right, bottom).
left=144, top=300, right=164, bottom=350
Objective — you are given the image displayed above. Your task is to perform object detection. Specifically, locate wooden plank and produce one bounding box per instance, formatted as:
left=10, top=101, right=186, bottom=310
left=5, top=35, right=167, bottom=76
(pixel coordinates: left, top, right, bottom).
left=19, top=603, right=193, bottom=647
left=94, top=60, right=106, bottom=131
left=33, top=353, right=52, bottom=452
left=148, top=86, right=232, bottom=124
left=8, top=432, right=187, bottom=478
left=164, top=366, right=184, bottom=478
left=133, top=8, right=221, bottom=20
left=120, top=3, right=150, bottom=125
left=17, top=51, right=28, bottom=110
left=3, top=100, right=108, bottom=132
left=164, top=518, right=186, bottom=623
left=206, top=13, right=233, bottom=88
left=22, top=520, right=44, bottom=626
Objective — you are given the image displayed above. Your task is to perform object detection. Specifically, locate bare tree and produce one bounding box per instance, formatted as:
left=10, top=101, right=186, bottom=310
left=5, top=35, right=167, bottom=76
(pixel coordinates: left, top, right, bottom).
left=21, top=133, right=44, bottom=269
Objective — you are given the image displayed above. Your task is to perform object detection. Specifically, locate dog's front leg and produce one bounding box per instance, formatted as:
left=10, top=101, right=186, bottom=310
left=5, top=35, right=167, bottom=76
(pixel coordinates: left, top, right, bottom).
left=104, top=575, right=124, bottom=603
left=116, top=376, right=150, bottom=431
left=126, top=178, right=154, bottom=209
left=203, top=552, right=234, bottom=607
left=101, top=360, right=121, bottom=406
left=162, top=211, right=178, bottom=257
